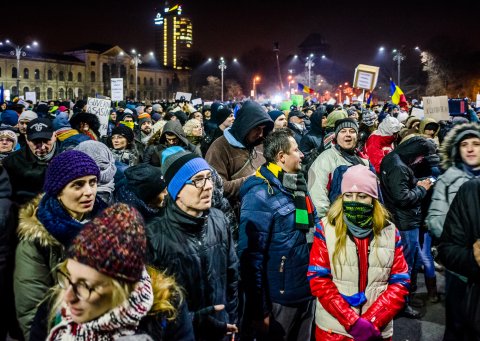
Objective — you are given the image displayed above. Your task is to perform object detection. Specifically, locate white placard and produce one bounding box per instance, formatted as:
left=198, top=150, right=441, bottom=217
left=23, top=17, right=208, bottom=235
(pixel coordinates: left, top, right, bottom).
left=327, top=98, right=337, bottom=105
left=25, top=91, right=36, bottom=104
left=423, top=95, right=449, bottom=121
left=111, top=78, right=124, bottom=102
left=353, top=64, right=379, bottom=91
left=411, top=107, right=425, bottom=119
left=175, top=92, right=192, bottom=101
left=191, top=98, right=202, bottom=106
left=86, top=97, right=111, bottom=136
left=476, top=94, right=480, bottom=109
left=4, top=90, right=10, bottom=101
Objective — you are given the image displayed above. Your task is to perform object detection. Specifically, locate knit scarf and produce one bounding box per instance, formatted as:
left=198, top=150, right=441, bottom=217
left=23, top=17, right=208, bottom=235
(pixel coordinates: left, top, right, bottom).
left=47, top=268, right=154, bottom=341
left=262, top=163, right=314, bottom=232
left=37, top=194, right=106, bottom=247
left=36, top=142, right=57, bottom=162
left=335, top=144, right=363, bottom=166
left=343, top=201, right=373, bottom=239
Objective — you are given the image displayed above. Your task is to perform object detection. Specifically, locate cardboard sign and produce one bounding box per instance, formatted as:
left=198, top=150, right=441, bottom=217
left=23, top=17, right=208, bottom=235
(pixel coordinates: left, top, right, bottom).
left=111, top=78, right=124, bottom=102
left=25, top=92, right=36, bottom=104
left=175, top=92, right=192, bottom=101
left=291, top=94, right=304, bottom=107
left=86, top=97, right=111, bottom=136
left=423, top=96, right=449, bottom=121
left=411, top=107, right=425, bottom=119
left=191, top=98, right=202, bottom=106
left=353, top=64, right=380, bottom=91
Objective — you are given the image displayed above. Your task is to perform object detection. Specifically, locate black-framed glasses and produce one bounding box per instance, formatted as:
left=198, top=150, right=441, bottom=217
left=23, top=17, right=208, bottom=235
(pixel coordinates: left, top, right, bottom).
left=185, top=176, right=213, bottom=188
left=56, top=269, right=100, bottom=301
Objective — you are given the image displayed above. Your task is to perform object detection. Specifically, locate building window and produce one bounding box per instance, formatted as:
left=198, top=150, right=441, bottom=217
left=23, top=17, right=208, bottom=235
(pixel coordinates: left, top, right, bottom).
left=143, top=77, right=147, bottom=85
left=68, top=88, right=74, bottom=100
left=23, top=87, right=29, bottom=96
left=137, top=77, right=140, bottom=85
left=166, top=78, right=170, bottom=86
left=0, top=67, right=2, bottom=77
left=59, top=88, right=65, bottom=99
left=12, top=67, right=17, bottom=78
left=35, top=69, right=40, bottom=80
left=158, top=78, right=162, bottom=86
left=48, top=70, right=53, bottom=80
left=35, top=87, right=41, bottom=99
left=23, top=68, right=29, bottom=79
left=150, top=78, right=154, bottom=86
left=77, top=72, right=82, bottom=82
left=120, top=65, right=126, bottom=78
left=130, top=74, right=133, bottom=84
left=78, top=88, right=83, bottom=99
left=47, top=88, right=53, bottom=99
left=90, top=71, right=96, bottom=82
left=68, top=72, right=73, bottom=82
left=91, top=61, right=96, bottom=66
left=59, top=71, right=65, bottom=81
left=11, top=86, right=17, bottom=96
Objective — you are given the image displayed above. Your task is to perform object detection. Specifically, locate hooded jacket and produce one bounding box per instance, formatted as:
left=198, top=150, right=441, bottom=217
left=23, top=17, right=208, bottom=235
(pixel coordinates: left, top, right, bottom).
left=144, top=120, right=201, bottom=167
left=380, top=136, right=436, bottom=230
left=426, top=123, right=480, bottom=238
left=205, top=101, right=273, bottom=200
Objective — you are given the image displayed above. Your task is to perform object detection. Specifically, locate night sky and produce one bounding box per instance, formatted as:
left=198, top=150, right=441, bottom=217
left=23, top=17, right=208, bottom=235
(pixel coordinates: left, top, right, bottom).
left=2, top=0, right=479, bottom=71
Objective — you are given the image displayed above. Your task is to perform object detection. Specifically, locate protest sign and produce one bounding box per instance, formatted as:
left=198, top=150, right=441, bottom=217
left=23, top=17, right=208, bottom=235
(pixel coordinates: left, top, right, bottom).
left=423, top=96, right=449, bottom=121
left=111, top=78, right=124, bottom=101
left=87, top=97, right=111, bottom=136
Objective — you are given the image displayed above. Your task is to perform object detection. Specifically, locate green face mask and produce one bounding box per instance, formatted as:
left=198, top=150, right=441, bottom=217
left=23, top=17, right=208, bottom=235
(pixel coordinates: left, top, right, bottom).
left=343, top=201, right=373, bottom=229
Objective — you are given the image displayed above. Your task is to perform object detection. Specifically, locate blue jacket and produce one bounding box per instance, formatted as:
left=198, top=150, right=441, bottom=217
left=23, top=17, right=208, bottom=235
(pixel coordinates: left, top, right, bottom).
left=238, top=165, right=313, bottom=320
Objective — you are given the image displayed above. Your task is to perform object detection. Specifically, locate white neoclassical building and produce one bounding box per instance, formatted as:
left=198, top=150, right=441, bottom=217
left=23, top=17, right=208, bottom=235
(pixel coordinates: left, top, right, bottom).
left=0, top=43, right=190, bottom=102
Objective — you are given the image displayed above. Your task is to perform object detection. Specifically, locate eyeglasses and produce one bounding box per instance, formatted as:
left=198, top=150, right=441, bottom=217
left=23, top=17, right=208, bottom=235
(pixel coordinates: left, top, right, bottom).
left=56, top=269, right=102, bottom=301
left=185, top=176, right=213, bottom=188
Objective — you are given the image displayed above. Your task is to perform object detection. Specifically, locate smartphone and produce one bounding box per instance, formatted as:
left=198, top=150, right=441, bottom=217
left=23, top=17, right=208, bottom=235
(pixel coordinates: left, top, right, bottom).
left=428, top=177, right=437, bottom=184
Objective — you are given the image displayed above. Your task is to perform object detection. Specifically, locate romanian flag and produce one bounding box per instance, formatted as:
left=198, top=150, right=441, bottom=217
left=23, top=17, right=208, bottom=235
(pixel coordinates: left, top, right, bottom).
left=389, top=80, right=407, bottom=106
left=297, top=83, right=315, bottom=95
left=366, top=92, right=373, bottom=107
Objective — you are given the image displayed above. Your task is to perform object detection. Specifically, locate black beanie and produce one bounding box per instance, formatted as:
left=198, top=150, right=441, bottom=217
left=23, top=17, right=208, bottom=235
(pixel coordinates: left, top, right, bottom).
left=211, top=107, right=232, bottom=125
left=124, top=164, right=166, bottom=203
left=111, top=125, right=134, bottom=143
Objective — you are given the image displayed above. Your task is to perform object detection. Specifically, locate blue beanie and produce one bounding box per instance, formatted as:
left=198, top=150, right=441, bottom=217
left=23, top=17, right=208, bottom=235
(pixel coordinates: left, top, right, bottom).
left=268, top=110, right=284, bottom=122
left=44, top=150, right=100, bottom=196
left=161, top=147, right=210, bottom=200
left=52, top=112, right=71, bottom=130
left=1, top=110, right=19, bottom=126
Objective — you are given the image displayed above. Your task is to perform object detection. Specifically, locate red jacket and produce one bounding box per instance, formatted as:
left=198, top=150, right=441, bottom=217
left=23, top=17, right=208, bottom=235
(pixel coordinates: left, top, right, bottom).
left=364, top=133, right=396, bottom=174
left=308, top=220, right=409, bottom=340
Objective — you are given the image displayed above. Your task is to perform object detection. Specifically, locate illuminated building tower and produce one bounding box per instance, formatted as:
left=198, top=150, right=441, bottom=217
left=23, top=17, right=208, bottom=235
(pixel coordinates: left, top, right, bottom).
left=154, top=3, right=193, bottom=69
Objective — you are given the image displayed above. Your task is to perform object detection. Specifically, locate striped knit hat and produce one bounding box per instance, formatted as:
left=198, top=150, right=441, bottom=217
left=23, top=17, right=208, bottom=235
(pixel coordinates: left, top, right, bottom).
left=335, top=118, right=359, bottom=136
left=161, top=147, right=210, bottom=200
left=67, top=203, right=146, bottom=283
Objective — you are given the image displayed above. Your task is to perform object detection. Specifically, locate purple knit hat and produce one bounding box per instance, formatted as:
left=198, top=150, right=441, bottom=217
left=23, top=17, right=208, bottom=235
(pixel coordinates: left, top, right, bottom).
left=44, top=150, right=100, bottom=196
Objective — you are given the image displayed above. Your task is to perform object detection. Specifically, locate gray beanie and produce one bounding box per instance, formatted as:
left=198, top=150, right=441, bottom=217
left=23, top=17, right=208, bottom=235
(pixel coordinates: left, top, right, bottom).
left=334, top=118, right=359, bottom=136
left=74, top=140, right=117, bottom=184
left=19, top=110, right=38, bottom=122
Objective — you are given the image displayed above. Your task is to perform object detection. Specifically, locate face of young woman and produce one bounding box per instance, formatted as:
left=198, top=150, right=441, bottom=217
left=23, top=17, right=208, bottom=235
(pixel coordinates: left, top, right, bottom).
left=62, top=259, right=114, bottom=324
left=343, top=192, right=373, bottom=205
left=57, top=175, right=98, bottom=220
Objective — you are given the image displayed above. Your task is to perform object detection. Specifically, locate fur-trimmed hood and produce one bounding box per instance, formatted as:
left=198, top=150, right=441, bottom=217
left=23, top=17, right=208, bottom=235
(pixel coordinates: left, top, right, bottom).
left=440, top=122, right=480, bottom=169
left=17, top=194, right=61, bottom=248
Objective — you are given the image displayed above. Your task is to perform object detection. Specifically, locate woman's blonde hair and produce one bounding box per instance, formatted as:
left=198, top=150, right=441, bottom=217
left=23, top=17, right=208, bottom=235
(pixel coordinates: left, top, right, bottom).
left=183, top=118, right=202, bottom=137
left=327, top=195, right=390, bottom=275
left=47, top=261, right=182, bottom=330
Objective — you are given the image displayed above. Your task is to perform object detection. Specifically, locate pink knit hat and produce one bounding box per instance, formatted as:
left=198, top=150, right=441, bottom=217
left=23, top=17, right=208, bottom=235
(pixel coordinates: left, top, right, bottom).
left=341, top=165, right=378, bottom=199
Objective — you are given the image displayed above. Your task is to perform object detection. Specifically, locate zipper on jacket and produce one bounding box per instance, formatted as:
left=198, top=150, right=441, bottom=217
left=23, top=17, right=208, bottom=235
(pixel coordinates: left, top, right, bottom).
left=279, top=256, right=286, bottom=294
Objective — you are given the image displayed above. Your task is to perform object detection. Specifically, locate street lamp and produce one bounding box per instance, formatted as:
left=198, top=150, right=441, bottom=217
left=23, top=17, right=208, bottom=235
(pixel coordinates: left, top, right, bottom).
left=116, top=51, right=124, bottom=78
left=252, top=76, right=260, bottom=100
left=218, top=57, right=227, bottom=102
left=130, top=50, right=154, bottom=101
left=392, top=48, right=405, bottom=87
left=0, top=39, right=38, bottom=97
left=305, top=54, right=315, bottom=88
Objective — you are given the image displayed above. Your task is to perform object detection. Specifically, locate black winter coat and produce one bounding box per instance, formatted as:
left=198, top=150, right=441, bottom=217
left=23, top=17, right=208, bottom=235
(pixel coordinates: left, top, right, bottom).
left=438, top=179, right=480, bottom=282
left=3, top=145, right=59, bottom=205
left=146, top=199, right=239, bottom=341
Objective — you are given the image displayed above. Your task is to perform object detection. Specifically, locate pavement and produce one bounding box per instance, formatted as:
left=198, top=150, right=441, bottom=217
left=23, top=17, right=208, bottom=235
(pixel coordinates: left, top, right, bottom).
left=393, top=269, right=446, bottom=341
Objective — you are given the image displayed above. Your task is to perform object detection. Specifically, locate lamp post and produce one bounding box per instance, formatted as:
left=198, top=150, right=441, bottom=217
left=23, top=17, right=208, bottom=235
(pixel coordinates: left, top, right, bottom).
left=130, top=49, right=142, bottom=101
left=1, top=39, right=38, bottom=97
left=218, top=57, right=227, bottom=101
left=392, top=48, right=405, bottom=87
left=305, top=54, right=315, bottom=88
left=116, top=51, right=124, bottom=78
left=252, top=76, right=260, bottom=100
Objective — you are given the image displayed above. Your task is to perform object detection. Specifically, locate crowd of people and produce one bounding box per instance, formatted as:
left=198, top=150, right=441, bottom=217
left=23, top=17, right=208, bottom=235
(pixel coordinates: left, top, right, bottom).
left=0, top=95, right=479, bottom=341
